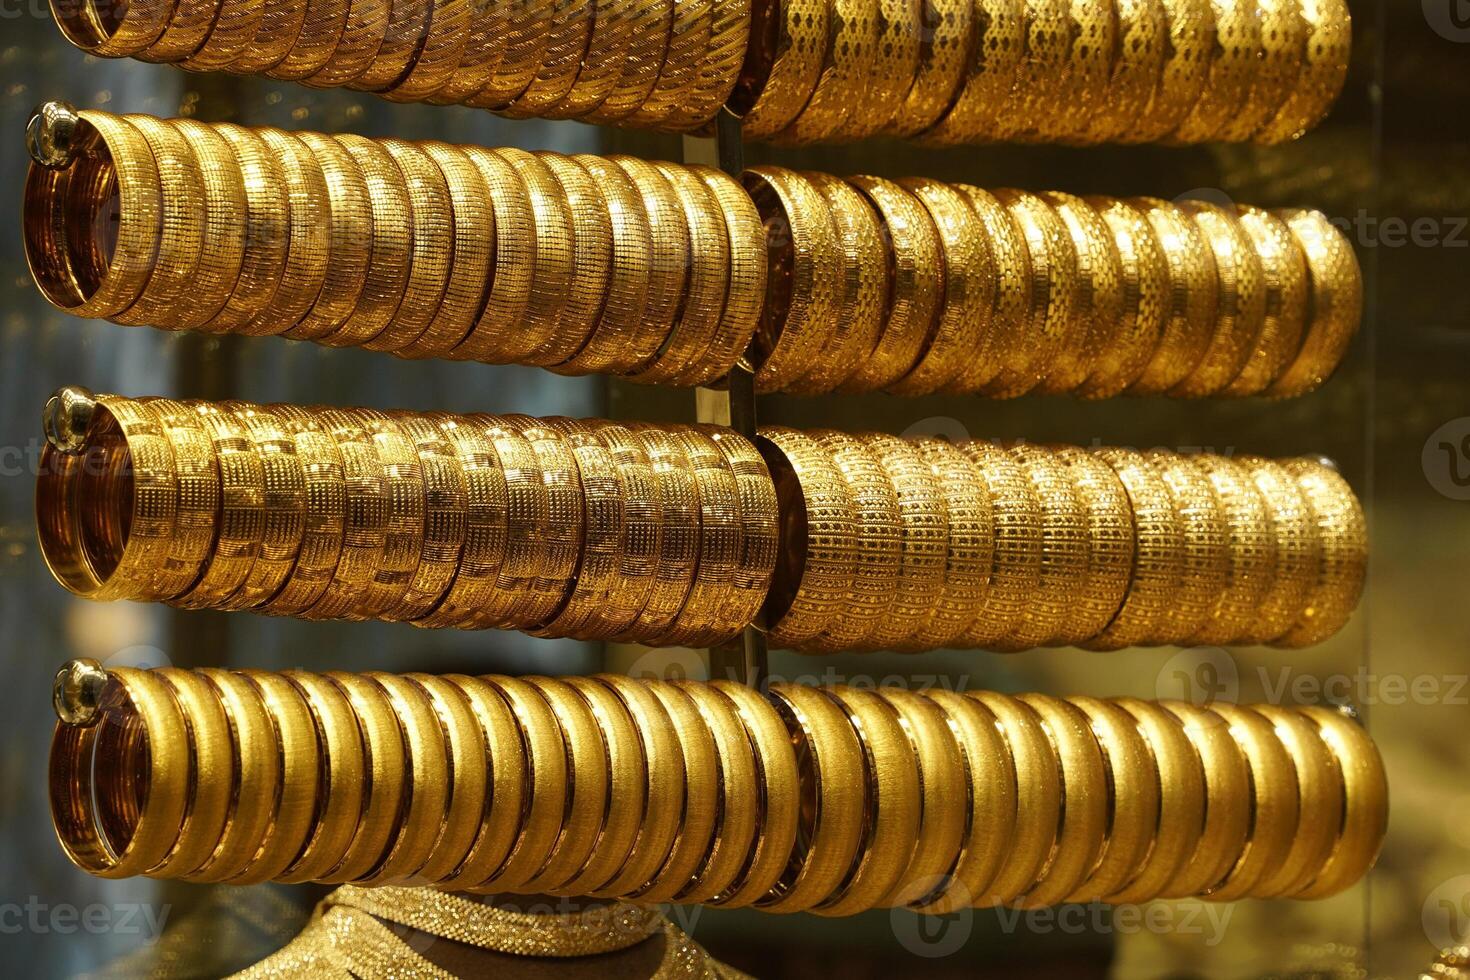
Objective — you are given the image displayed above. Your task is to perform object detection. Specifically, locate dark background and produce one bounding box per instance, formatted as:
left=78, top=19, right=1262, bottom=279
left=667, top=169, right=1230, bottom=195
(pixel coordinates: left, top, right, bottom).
left=0, top=0, right=1465, bottom=975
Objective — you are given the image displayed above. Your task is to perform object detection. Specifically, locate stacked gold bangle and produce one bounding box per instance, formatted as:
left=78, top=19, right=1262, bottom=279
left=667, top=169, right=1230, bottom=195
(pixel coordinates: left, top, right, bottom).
left=25, top=110, right=1361, bottom=400
left=49, top=0, right=1348, bottom=145
left=760, top=431, right=1366, bottom=652
left=50, top=662, right=1388, bottom=908
left=37, top=389, right=777, bottom=647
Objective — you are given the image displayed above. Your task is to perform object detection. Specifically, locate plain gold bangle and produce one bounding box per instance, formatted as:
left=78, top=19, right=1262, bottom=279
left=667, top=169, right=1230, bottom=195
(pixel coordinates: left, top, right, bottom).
left=877, top=688, right=966, bottom=908
left=968, top=692, right=1060, bottom=906
left=1293, top=705, right=1388, bottom=899
left=276, top=671, right=368, bottom=884
left=635, top=681, right=720, bottom=904
left=1251, top=704, right=1343, bottom=899
left=557, top=676, right=646, bottom=897
left=1063, top=696, right=1158, bottom=903
left=317, top=673, right=407, bottom=885
left=1201, top=703, right=1300, bottom=902
left=436, top=676, right=527, bottom=891
left=149, top=668, right=234, bottom=879
left=1158, top=701, right=1251, bottom=899
left=519, top=677, right=610, bottom=893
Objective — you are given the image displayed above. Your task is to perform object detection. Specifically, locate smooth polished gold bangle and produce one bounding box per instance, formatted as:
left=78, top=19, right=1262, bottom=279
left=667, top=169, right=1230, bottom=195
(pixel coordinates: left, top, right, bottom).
left=919, top=0, right=1022, bottom=144
left=980, top=188, right=1077, bottom=398
left=1048, top=446, right=1133, bottom=646
left=474, top=677, right=567, bottom=891
left=165, top=118, right=248, bottom=330
left=1078, top=0, right=1166, bottom=143
left=1084, top=448, right=1181, bottom=650
left=436, top=676, right=526, bottom=891
left=741, top=0, right=828, bottom=137
left=321, top=135, right=414, bottom=348
left=706, top=426, right=780, bottom=638
left=230, top=671, right=322, bottom=885
left=814, top=686, right=919, bottom=917
left=348, top=408, right=426, bottom=621
left=501, top=415, right=582, bottom=630
left=910, top=691, right=1015, bottom=915
left=1274, top=458, right=1366, bottom=648
left=285, top=131, right=372, bottom=342
left=404, top=674, right=490, bottom=884
left=761, top=684, right=866, bottom=913
left=137, top=398, right=218, bottom=601
left=995, top=445, right=1088, bottom=651
left=1266, top=208, right=1361, bottom=398
left=953, top=440, right=1041, bottom=649
left=185, top=670, right=282, bottom=883
left=277, top=671, right=368, bottom=884
left=200, top=124, right=290, bottom=335
left=314, top=673, right=406, bottom=884
left=173, top=402, right=265, bottom=609
left=907, top=438, right=992, bottom=651
left=1106, top=696, right=1205, bottom=905
left=557, top=675, right=645, bottom=897
left=51, top=668, right=190, bottom=878
left=149, top=668, right=234, bottom=879
left=1145, top=450, right=1228, bottom=645
left=1293, top=705, right=1387, bottom=899
left=611, top=426, right=699, bottom=643
left=450, top=146, right=533, bottom=364
left=1202, top=703, right=1299, bottom=901
left=673, top=682, right=760, bottom=905
left=1158, top=701, right=1251, bottom=898
left=1125, top=197, right=1219, bottom=395
left=247, top=129, right=332, bottom=337
left=968, top=692, right=1060, bottom=906
left=1063, top=696, right=1158, bottom=902
left=1036, top=191, right=1124, bottom=395
left=774, top=0, right=877, bottom=144
left=381, top=412, right=467, bottom=623
left=635, top=682, right=720, bottom=904
left=943, top=186, right=1032, bottom=394
left=1236, top=456, right=1321, bottom=645
left=1222, top=205, right=1308, bottom=396
left=656, top=427, right=740, bottom=648
left=1076, top=195, right=1171, bottom=398
left=219, top=402, right=308, bottom=612
left=1013, top=695, right=1108, bottom=909
left=1256, top=0, right=1351, bottom=144
left=495, top=148, right=579, bottom=367
left=460, top=416, right=547, bottom=631
left=709, top=680, right=800, bottom=908
left=365, top=139, right=455, bottom=353
left=519, top=677, right=610, bottom=893
left=889, top=0, right=971, bottom=136
left=1172, top=200, right=1267, bottom=397
left=1187, top=454, right=1274, bottom=645
left=1251, top=704, right=1342, bottom=899
left=878, top=688, right=966, bottom=907
left=891, top=178, right=996, bottom=396
left=591, top=674, right=685, bottom=899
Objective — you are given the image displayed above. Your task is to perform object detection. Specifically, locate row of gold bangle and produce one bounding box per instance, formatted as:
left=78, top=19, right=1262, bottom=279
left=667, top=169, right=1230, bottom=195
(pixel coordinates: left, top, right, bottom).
left=747, top=167, right=1360, bottom=398
left=51, top=664, right=1388, bottom=909
left=23, top=109, right=765, bottom=386
left=49, top=0, right=1349, bottom=146
left=51, top=0, right=750, bottom=130
left=750, top=0, right=1351, bottom=145
left=24, top=110, right=1362, bottom=399
left=37, top=390, right=778, bottom=646
left=760, top=429, right=1366, bottom=652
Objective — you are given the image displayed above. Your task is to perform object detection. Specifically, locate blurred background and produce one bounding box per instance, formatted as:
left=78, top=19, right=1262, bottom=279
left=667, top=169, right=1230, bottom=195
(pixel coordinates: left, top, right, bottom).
left=0, top=0, right=1466, bottom=976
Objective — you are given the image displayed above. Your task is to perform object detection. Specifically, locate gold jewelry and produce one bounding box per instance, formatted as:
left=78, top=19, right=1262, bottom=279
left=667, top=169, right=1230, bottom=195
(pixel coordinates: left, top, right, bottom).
left=347, top=408, right=426, bottom=621
left=907, top=438, right=992, bottom=651
left=230, top=670, right=322, bottom=885
left=138, top=398, right=219, bottom=600
left=165, top=118, right=249, bottom=330
left=474, top=677, right=566, bottom=891
left=1251, top=704, right=1342, bottom=899
left=381, top=410, right=468, bottom=623
left=501, top=415, right=584, bottom=630
left=611, top=425, right=700, bottom=644
left=1266, top=208, right=1362, bottom=398
left=1084, top=448, right=1181, bottom=650
left=437, top=675, right=527, bottom=891
left=1293, top=705, right=1387, bottom=899
left=1158, top=701, right=1251, bottom=899
left=1063, top=696, right=1158, bottom=902
left=285, top=131, right=373, bottom=342
left=1076, top=195, right=1170, bottom=398
left=451, top=146, right=535, bottom=364
left=635, top=681, right=720, bottom=904
left=558, top=675, right=645, bottom=896
left=1125, top=197, right=1219, bottom=395
left=1274, top=457, right=1367, bottom=648
left=1256, top=0, right=1351, bottom=145
left=1144, top=449, right=1228, bottom=645
left=673, top=682, right=760, bottom=905
left=1202, top=703, right=1299, bottom=901
left=1236, top=455, right=1321, bottom=644
left=248, top=129, right=333, bottom=336
left=1222, top=205, right=1309, bottom=397
left=741, top=0, right=828, bottom=137
left=888, top=0, right=970, bottom=136
left=277, top=671, right=368, bottom=883
left=1035, top=191, right=1123, bottom=396
left=201, top=123, right=291, bottom=335
left=1172, top=199, right=1268, bottom=397
left=954, top=440, right=1042, bottom=650
left=519, top=677, right=610, bottom=892
left=877, top=688, right=966, bottom=907
left=317, top=672, right=406, bottom=884
left=218, top=402, right=307, bottom=613
left=995, top=445, right=1088, bottom=651
left=1188, top=453, right=1274, bottom=646
left=1049, top=446, right=1133, bottom=646
left=493, top=148, right=579, bottom=366
left=774, top=0, right=877, bottom=144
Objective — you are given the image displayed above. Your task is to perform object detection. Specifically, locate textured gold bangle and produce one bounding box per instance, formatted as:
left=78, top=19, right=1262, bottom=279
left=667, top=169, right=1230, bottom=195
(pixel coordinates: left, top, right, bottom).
left=1084, top=448, right=1181, bottom=650
left=459, top=416, right=547, bottom=631
left=531, top=153, right=613, bottom=370
left=890, top=178, right=996, bottom=396
left=554, top=0, right=640, bottom=117
left=1221, top=205, right=1308, bottom=396
left=1187, top=454, right=1274, bottom=645
left=814, top=686, right=919, bottom=916
left=889, top=0, right=971, bottom=136
left=437, top=676, right=526, bottom=891
left=987, top=0, right=1071, bottom=142
left=557, top=675, right=645, bottom=897
left=605, top=155, right=690, bottom=373
left=426, top=0, right=512, bottom=105
left=655, top=427, right=741, bottom=648
left=761, top=684, right=866, bottom=913
left=578, top=421, right=661, bottom=638
left=322, top=135, right=414, bottom=348
left=1236, top=455, right=1321, bottom=645
left=1158, top=701, right=1250, bottom=898
left=364, top=139, right=455, bottom=353
left=494, top=148, right=579, bottom=367
left=1172, top=200, right=1267, bottom=397
left=299, top=408, right=386, bottom=621
left=1063, top=696, right=1158, bottom=902
left=1078, top=0, right=1166, bottom=143
left=1274, top=458, right=1366, bottom=648
left=382, top=411, right=468, bottom=623
left=1266, top=208, right=1361, bottom=398
left=1256, top=0, right=1351, bottom=144
left=581, top=0, right=673, bottom=122
left=943, top=185, right=1033, bottom=394
left=1217, top=0, right=1304, bottom=142
left=451, top=146, right=534, bottom=364
left=1144, top=450, right=1228, bottom=645
left=179, top=0, right=266, bottom=71
left=268, top=0, right=351, bottom=80
left=1046, top=0, right=1118, bottom=142
left=276, top=671, right=368, bottom=884
left=503, top=415, right=583, bottom=630
left=217, top=402, right=307, bottom=613
left=475, top=677, right=566, bottom=891
left=1203, top=703, right=1298, bottom=901
left=907, top=438, right=992, bottom=651
left=742, top=0, right=828, bottom=137
left=919, top=0, right=1022, bottom=144
left=149, top=669, right=234, bottom=879
left=866, top=433, right=949, bottom=650
left=174, top=401, right=266, bottom=609
left=51, top=0, right=173, bottom=55
left=774, top=0, right=877, bottom=144
left=408, top=675, right=490, bottom=885
left=349, top=408, right=426, bottom=621
left=230, top=671, right=322, bottom=885
left=634, top=682, right=720, bottom=904
left=285, top=131, right=373, bottom=342
left=1125, top=197, right=1219, bottom=395
left=1076, top=195, right=1171, bottom=398
left=624, top=0, right=711, bottom=127
left=666, top=0, right=752, bottom=130
left=839, top=176, right=942, bottom=394
left=1124, top=0, right=1214, bottom=142
left=260, top=405, right=348, bottom=616
left=232, top=0, right=311, bottom=75
left=995, top=445, right=1087, bottom=651
left=1293, top=705, right=1387, bottom=899
left=384, top=0, right=473, bottom=102
left=954, top=440, right=1042, bottom=650
left=1035, top=191, right=1123, bottom=395
left=519, top=677, right=609, bottom=893
left=1049, top=446, right=1134, bottom=646
left=706, top=426, right=780, bottom=638
left=968, top=692, right=1060, bottom=906
left=611, top=426, right=699, bottom=644
left=348, top=0, right=430, bottom=93
left=199, top=124, right=290, bottom=335
left=137, top=397, right=219, bottom=601
left=247, top=129, right=332, bottom=336
left=1251, top=704, right=1342, bottom=898
left=878, top=688, right=966, bottom=907
left=1171, top=0, right=1258, bottom=144
left=165, top=118, right=248, bottom=331
left=673, top=682, right=760, bottom=905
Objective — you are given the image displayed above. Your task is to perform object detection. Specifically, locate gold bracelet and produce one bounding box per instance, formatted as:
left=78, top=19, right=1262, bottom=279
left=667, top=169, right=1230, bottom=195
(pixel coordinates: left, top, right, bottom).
left=673, top=681, right=760, bottom=905
left=954, top=440, right=1042, bottom=650
left=1076, top=195, right=1170, bottom=398
left=1158, top=701, right=1250, bottom=898
left=1293, top=705, right=1387, bottom=899
left=888, top=0, right=971, bottom=137
left=201, top=123, right=292, bottom=336
left=531, top=153, right=613, bottom=369
left=285, top=131, right=373, bottom=342
left=346, top=0, right=428, bottom=93
left=494, top=148, right=579, bottom=367
left=968, top=692, right=1060, bottom=906
left=173, top=402, right=266, bottom=609
left=581, top=0, right=673, bottom=122
left=277, top=671, right=369, bottom=884
left=919, top=0, right=1022, bottom=144
left=459, top=416, right=548, bottom=631
left=501, top=415, right=584, bottom=630
left=383, top=0, right=473, bottom=103
left=1144, top=450, right=1228, bottom=645
left=230, top=670, right=322, bottom=885
left=1236, top=456, right=1321, bottom=645
left=1256, top=0, right=1351, bottom=145
left=437, top=676, right=527, bottom=891
left=519, top=677, right=610, bottom=892
left=943, top=185, right=1033, bottom=394
left=1084, top=448, right=1181, bottom=650
left=450, top=147, right=534, bottom=365
left=1125, top=0, right=1213, bottom=143
left=1171, top=200, right=1267, bottom=397
left=906, top=438, right=992, bottom=651
left=634, top=681, right=720, bottom=904
left=247, top=129, right=332, bottom=336
left=364, top=138, right=455, bottom=353
left=654, top=427, right=742, bottom=648
left=1266, top=208, right=1361, bottom=398
left=1251, top=704, right=1342, bottom=898
left=863, top=433, right=948, bottom=651
left=995, top=445, right=1088, bottom=651
left=1077, top=0, right=1166, bottom=143
left=1125, top=197, right=1219, bottom=395
left=150, top=668, right=234, bottom=879
left=623, top=0, right=711, bottom=127
left=705, top=425, right=780, bottom=639
left=1273, top=457, right=1366, bottom=648
left=774, top=0, right=877, bottom=144
left=1171, top=0, right=1258, bottom=144
left=348, top=408, right=426, bottom=621
left=1063, top=696, right=1158, bottom=902
left=1218, top=0, right=1304, bottom=142
left=610, top=425, right=700, bottom=643
left=1222, top=205, right=1308, bottom=396
left=318, top=672, right=407, bottom=884
left=1188, top=454, right=1274, bottom=646
left=578, top=421, right=661, bottom=638
left=322, top=135, right=415, bottom=348
left=267, top=0, right=350, bottom=81
left=165, top=118, right=249, bottom=331
left=137, top=398, right=218, bottom=601
left=52, top=0, right=173, bottom=54
left=557, top=676, right=645, bottom=896
left=741, top=0, right=828, bottom=137
left=1049, top=446, right=1134, bottom=646
left=1035, top=192, right=1123, bottom=395
left=381, top=411, right=468, bottom=623
left=474, top=677, right=566, bottom=891
left=878, top=688, right=966, bottom=907
left=1202, top=703, right=1298, bottom=901
left=218, top=402, right=308, bottom=613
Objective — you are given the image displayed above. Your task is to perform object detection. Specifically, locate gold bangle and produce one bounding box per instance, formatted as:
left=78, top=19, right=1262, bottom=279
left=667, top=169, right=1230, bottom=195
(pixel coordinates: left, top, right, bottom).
left=708, top=680, right=800, bottom=908
left=199, top=124, right=291, bottom=335
left=138, top=398, right=219, bottom=601
left=229, top=670, right=322, bottom=885
left=1124, top=0, right=1213, bottom=142
left=814, top=686, right=919, bottom=916
left=1236, top=456, right=1321, bottom=645
left=474, top=677, right=567, bottom=891
left=382, top=0, right=472, bottom=102
left=1105, top=696, right=1205, bottom=904
left=426, top=0, right=512, bottom=105
left=267, top=0, right=351, bottom=80
left=1047, top=0, right=1118, bottom=142
left=1201, top=703, right=1298, bottom=901
left=656, top=427, right=742, bottom=647
left=986, top=0, right=1071, bottom=142
left=347, top=0, right=429, bottom=93
left=906, top=438, right=992, bottom=651
left=247, top=129, right=333, bottom=336
left=258, top=405, right=348, bottom=616
left=994, top=445, right=1088, bottom=651
left=230, top=0, right=310, bottom=75
left=909, top=691, right=1014, bottom=915
left=889, top=178, right=996, bottom=396
left=581, top=0, right=673, bottom=122
left=1265, top=208, right=1361, bottom=398
left=673, top=681, right=761, bottom=905
left=179, top=0, right=266, bottom=70
left=382, top=411, right=467, bottom=622
left=1144, top=450, right=1228, bottom=645
left=1063, top=696, right=1158, bottom=902
left=502, top=415, right=583, bottom=630
left=773, top=0, right=877, bottom=143
left=554, top=0, right=640, bottom=117
left=1251, top=704, right=1343, bottom=899
left=1035, top=191, right=1124, bottom=396
left=919, top=0, right=1022, bottom=144
left=979, top=188, right=1077, bottom=398
left=1049, top=446, right=1134, bottom=646
left=285, top=131, right=373, bottom=342
left=277, top=671, right=368, bottom=884
left=436, top=676, right=527, bottom=890
left=590, top=674, right=685, bottom=899
left=300, top=409, right=386, bottom=621
left=741, top=0, right=828, bottom=137
left=878, top=688, right=966, bottom=907
left=665, top=0, right=751, bottom=130
left=864, top=433, right=948, bottom=650
left=605, top=156, right=691, bottom=374
left=634, top=681, right=720, bottom=904
left=463, top=0, right=552, bottom=108
left=1217, top=0, right=1304, bottom=142
left=1125, top=197, right=1219, bottom=395
left=1158, top=701, right=1250, bottom=898
left=1221, top=205, right=1309, bottom=396
left=943, top=185, right=1033, bottom=394
left=494, top=148, right=580, bottom=367
left=349, top=408, right=427, bottom=621
left=967, top=692, right=1060, bottom=906
left=364, top=138, right=455, bottom=353
left=1074, top=195, right=1171, bottom=398
left=704, top=425, right=780, bottom=639
left=533, top=153, right=614, bottom=367
left=165, top=118, right=249, bottom=331
left=1077, top=0, right=1167, bottom=143
left=1171, top=0, right=1259, bottom=144
left=173, top=401, right=266, bottom=609
left=186, top=670, right=282, bottom=883
left=150, top=668, right=234, bottom=879
left=459, top=416, right=548, bottom=631
left=1187, top=454, right=1274, bottom=645
left=51, top=668, right=190, bottom=878
left=1012, top=695, right=1108, bottom=909
left=557, top=676, right=645, bottom=896
left=316, top=672, right=407, bottom=884
left=952, top=440, right=1041, bottom=649
left=760, top=427, right=857, bottom=647
left=579, top=421, right=661, bottom=638
left=1172, top=200, right=1268, bottom=397
left=448, top=146, right=533, bottom=364
left=1083, top=448, right=1182, bottom=650
left=51, top=0, right=173, bottom=54
left=519, top=677, right=610, bottom=893
left=611, top=426, right=700, bottom=643
left=1293, top=705, right=1387, bottom=899
left=406, top=674, right=489, bottom=885
left=742, top=167, right=842, bottom=393
left=888, top=0, right=971, bottom=136
left=1273, top=458, right=1366, bottom=648
left=840, top=176, right=942, bottom=394
left=761, top=684, right=866, bottom=913
left=1255, top=0, right=1351, bottom=144
left=218, top=402, right=308, bottom=612
left=624, top=0, right=711, bottom=127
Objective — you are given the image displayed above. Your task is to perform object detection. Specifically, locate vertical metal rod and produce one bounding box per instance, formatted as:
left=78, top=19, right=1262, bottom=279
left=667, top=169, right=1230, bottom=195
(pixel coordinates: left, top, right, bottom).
left=684, top=111, right=769, bottom=691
